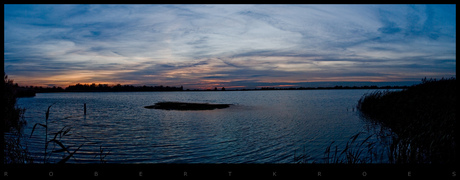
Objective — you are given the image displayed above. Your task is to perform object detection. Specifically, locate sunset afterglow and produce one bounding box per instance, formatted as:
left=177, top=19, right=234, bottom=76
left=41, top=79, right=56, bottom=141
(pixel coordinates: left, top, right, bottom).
left=4, top=4, right=456, bottom=89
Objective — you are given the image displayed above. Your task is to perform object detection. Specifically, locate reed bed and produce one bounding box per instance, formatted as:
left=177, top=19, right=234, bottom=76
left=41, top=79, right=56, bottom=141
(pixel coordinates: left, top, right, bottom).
left=3, top=74, right=33, bottom=164
left=356, top=77, right=456, bottom=164
left=294, top=78, right=456, bottom=164
left=29, top=104, right=85, bottom=164
left=323, top=132, right=377, bottom=164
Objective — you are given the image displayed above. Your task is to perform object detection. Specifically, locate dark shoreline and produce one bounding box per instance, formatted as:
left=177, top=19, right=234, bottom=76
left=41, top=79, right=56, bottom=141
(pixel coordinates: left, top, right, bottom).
left=356, top=77, right=456, bottom=164
left=20, top=86, right=409, bottom=96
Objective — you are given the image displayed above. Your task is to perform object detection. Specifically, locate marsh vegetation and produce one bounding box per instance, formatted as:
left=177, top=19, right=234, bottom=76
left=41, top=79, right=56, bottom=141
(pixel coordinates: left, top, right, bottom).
left=3, top=74, right=33, bottom=164
left=292, top=77, right=456, bottom=164
left=355, top=77, right=456, bottom=164
left=3, top=74, right=110, bottom=164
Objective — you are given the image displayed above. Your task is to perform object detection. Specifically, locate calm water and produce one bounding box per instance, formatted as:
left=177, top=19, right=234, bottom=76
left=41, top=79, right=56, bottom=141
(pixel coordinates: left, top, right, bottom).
left=16, top=90, right=387, bottom=164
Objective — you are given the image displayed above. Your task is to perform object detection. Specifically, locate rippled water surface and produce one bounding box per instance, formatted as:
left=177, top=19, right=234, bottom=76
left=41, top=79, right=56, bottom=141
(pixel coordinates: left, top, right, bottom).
left=17, top=90, right=381, bottom=163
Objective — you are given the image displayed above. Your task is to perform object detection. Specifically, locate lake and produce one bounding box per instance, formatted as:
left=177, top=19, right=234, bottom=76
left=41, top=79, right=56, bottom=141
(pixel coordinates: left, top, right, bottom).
left=16, top=90, right=390, bottom=164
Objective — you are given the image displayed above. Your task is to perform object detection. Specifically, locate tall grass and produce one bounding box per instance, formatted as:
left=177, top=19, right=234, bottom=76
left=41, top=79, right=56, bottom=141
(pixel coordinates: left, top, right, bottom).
left=294, top=77, right=456, bottom=164
left=95, top=145, right=111, bottom=163
left=322, top=132, right=383, bottom=164
left=4, top=131, right=34, bottom=164
left=294, top=144, right=313, bottom=163
left=356, top=77, right=456, bottom=164
left=28, top=103, right=113, bottom=164
left=30, top=104, right=85, bottom=164
left=3, top=74, right=33, bottom=164
left=3, top=106, right=32, bottom=164
left=293, top=131, right=389, bottom=164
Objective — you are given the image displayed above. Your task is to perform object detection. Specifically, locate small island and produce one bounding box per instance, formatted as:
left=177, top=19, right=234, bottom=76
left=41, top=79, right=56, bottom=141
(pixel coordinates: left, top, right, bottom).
left=145, top=102, right=232, bottom=111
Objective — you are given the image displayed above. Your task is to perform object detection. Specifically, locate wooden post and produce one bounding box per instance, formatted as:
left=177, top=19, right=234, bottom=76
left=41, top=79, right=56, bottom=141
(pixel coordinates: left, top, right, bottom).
left=84, top=103, right=87, bottom=115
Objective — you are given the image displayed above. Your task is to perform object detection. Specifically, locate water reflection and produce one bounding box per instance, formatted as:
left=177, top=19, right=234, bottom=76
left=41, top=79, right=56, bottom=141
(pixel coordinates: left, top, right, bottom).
left=17, top=90, right=379, bottom=163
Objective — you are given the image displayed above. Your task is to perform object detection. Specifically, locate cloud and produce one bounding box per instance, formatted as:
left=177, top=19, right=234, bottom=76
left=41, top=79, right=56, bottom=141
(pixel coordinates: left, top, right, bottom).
left=4, top=4, right=456, bottom=88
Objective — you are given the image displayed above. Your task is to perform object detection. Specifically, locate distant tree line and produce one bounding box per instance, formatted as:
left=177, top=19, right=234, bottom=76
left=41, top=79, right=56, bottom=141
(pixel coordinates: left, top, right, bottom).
left=66, top=83, right=183, bottom=92
left=15, top=83, right=184, bottom=96
left=13, top=83, right=412, bottom=96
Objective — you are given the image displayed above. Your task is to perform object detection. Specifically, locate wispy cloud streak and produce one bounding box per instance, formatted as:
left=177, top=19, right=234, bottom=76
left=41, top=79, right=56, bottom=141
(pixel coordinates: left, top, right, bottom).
left=4, top=4, right=456, bottom=88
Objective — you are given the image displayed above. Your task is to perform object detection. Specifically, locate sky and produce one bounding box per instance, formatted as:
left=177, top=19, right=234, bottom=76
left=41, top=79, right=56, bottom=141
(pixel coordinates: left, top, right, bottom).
left=4, top=4, right=456, bottom=89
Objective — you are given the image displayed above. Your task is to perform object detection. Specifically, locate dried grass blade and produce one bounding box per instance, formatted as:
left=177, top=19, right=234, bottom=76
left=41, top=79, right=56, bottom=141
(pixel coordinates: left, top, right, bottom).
left=58, top=144, right=83, bottom=164
left=49, top=139, right=70, bottom=154
left=30, top=123, right=46, bottom=138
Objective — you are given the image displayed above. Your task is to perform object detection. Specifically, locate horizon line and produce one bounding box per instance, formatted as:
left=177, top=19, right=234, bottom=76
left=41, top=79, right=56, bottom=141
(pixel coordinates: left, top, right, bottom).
left=12, top=80, right=429, bottom=90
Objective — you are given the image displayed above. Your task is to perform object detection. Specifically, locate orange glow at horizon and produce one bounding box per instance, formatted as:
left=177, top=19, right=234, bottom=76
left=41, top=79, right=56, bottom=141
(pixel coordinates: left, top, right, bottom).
left=8, top=65, right=430, bottom=89
left=7, top=55, right=432, bottom=89
left=11, top=75, right=418, bottom=89
left=8, top=69, right=140, bottom=88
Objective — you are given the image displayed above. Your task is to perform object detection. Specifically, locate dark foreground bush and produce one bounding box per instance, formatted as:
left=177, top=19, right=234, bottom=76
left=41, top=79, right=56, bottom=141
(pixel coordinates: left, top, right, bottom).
left=2, top=73, right=33, bottom=163
left=357, top=77, right=456, bottom=164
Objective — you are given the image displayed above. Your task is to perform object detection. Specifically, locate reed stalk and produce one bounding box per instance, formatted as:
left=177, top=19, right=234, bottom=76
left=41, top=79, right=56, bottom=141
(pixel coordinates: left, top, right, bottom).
left=30, top=103, right=86, bottom=164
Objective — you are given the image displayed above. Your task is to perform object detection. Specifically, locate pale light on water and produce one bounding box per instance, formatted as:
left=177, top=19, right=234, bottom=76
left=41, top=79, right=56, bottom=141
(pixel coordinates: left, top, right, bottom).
left=17, top=90, right=385, bottom=163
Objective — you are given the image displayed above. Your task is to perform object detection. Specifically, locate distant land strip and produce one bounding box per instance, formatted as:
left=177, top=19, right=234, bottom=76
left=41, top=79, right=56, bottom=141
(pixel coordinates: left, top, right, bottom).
left=11, top=83, right=412, bottom=97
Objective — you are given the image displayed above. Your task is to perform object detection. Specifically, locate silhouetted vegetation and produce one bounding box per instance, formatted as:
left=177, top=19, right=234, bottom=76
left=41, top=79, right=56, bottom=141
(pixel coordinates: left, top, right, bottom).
left=356, top=77, right=456, bottom=164
left=30, top=104, right=85, bottom=164
left=322, top=132, right=378, bottom=164
left=2, top=74, right=110, bottom=164
left=2, top=74, right=27, bottom=133
left=295, top=77, right=457, bottom=164
left=294, top=131, right=390, bottom=164
left=15, top=83, right=184, bottom=94
left=15, top=83, right=409, bottom=95
left=6, top=83, right=37, bottom=97
left=66, top=83, right=183, bottom=92
left=2, top=73, right=33, bottom=164
left=21, top=86, right=63, bottom=94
